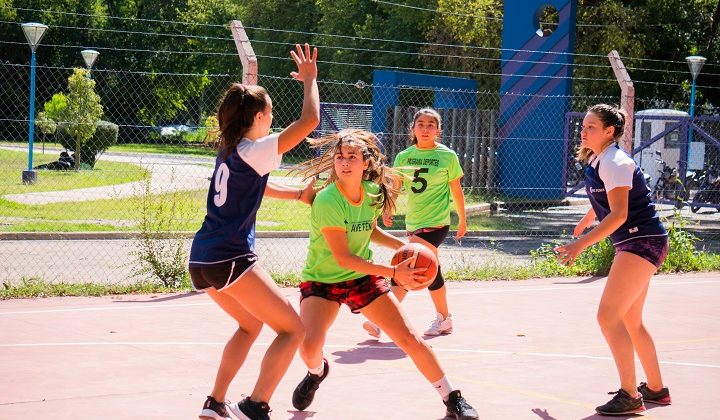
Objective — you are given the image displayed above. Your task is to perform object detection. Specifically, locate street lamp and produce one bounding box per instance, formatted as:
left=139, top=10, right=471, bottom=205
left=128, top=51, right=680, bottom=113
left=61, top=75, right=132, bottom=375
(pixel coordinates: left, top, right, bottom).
left=81, top=49, right=99, bottom=77
left=686, top=55, right=706, bottom=160
left=21, top=22, right=48, bottom=185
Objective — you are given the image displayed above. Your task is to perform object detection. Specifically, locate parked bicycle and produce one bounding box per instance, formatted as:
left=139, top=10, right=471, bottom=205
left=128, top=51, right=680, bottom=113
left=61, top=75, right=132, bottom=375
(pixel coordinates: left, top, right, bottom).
left=652, top=151, right=685, bottom=209
left=690, top=165, right=720, bottom=213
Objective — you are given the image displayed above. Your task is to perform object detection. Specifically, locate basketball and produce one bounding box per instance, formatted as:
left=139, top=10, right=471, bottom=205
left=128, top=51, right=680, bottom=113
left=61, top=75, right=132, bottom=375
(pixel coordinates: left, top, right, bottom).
left=391, top=243, right=439, bottom=290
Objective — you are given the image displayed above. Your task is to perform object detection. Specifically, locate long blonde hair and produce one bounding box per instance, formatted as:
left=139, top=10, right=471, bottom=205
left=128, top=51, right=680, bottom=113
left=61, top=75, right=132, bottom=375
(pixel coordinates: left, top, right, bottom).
left=295, top=129, right=399, bottom=215
left=577, top=103, right=628, bottom=164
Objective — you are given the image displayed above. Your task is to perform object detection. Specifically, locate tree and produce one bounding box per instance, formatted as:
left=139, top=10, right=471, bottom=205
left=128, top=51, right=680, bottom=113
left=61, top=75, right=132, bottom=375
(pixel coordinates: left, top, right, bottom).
left=34, top=112, right=56, bottom=153
left=34, top=93, right=66, bottom=154
left=58, top=68, right=103, bottom=169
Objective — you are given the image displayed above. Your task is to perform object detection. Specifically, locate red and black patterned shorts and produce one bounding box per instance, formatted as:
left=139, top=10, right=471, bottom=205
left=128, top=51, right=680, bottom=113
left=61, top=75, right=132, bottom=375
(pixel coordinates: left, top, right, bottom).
left=299, top=275, right=390, bottom=313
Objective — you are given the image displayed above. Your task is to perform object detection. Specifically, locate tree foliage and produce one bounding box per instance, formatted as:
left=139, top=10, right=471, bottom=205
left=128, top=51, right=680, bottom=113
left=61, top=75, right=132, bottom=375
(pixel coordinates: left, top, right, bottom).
left=57, top=68, right=103, bottom=168
left=1, top=0, right=718, bottom=143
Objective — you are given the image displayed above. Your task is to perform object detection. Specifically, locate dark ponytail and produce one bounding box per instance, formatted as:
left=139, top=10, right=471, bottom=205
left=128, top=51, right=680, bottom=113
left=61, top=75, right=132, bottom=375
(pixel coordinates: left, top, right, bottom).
left=216, top=83, right=269, bottom=158
left=577, top=103, right=628, bottom=164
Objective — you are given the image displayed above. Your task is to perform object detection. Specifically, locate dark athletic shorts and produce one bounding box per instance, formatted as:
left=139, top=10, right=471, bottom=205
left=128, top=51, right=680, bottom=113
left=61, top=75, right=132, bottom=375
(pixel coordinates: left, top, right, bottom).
left=391, top=225, right=449, bottom=289
left=188, top=253, right=258, bottom=291
left=614, top=236, right=669, bottom=269
left=407, top=225, right=450, bottom=247
left=299, top=275, right=390, bottom=314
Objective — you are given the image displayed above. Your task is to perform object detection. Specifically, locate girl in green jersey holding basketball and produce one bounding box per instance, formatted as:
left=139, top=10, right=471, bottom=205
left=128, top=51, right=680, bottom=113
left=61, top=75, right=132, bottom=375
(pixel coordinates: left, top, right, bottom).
left=364, top=107, right=467, bottom=338
left=289, top=128, right=478, bottom=420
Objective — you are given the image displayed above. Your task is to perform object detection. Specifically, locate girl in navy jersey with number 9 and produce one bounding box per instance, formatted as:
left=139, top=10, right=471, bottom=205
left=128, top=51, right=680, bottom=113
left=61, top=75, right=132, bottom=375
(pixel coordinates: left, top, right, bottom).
left=188, top=44, right=319, bottom=420
left=555, top=104, right=671, bottom=416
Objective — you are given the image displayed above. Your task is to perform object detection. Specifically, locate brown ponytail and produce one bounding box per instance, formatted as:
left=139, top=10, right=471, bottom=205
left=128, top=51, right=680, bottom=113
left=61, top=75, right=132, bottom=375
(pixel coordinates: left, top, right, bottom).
left=216, top=83, right=269, bottom=158
left=577, top=103, right=628, bottom=164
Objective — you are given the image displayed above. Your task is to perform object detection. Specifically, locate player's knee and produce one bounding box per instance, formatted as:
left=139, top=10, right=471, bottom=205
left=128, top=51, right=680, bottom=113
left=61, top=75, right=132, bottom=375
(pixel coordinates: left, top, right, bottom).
left=237, top=321, right=263, bottom=339
left=282, top=321, right=306, bottom=345
left=300, top=332, right=325, bottom=355
left=596, top=307, right=622, bottom=329
left=427, top=268, right=444, bottom=291
left=393, top=330, right=425, bottom=352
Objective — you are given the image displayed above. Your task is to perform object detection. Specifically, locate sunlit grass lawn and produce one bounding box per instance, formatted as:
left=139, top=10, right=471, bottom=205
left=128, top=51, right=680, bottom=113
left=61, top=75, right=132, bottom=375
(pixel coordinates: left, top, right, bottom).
left=0, top=149, right=148, bottom=194
left=0, top=187, right=516, bottom=232
left=109, top=143, right=216, bottom=157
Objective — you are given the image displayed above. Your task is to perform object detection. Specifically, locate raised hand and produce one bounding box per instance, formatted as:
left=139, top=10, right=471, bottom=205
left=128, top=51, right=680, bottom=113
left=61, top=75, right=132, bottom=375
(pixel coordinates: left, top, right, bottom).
left=289, top=43, right=318, bottom=83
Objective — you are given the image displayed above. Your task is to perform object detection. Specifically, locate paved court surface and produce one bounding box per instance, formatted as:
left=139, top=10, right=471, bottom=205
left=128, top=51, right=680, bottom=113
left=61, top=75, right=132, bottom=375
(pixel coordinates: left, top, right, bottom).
left=1, top=272, right=718, bottom=419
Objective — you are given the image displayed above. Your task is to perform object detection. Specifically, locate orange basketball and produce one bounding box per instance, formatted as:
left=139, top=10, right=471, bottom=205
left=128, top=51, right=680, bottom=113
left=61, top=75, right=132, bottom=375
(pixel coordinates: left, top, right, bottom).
left=390, top=243, right=439, bottom=290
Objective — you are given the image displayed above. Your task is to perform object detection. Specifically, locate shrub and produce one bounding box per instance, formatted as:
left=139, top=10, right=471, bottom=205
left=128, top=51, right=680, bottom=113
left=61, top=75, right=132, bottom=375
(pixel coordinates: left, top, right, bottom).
left=57, top=120, right=118, bottom=167
left=530, top=211, right=720, bottom=276
left=660, top=211, right=720, bottom=272
left=128, top=174, right=192, bottom=287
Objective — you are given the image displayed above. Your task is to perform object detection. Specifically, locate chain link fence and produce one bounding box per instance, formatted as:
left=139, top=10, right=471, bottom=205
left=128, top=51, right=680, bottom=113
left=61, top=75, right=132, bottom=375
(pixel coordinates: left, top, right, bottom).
left=2, top=60, right=719, bottom=285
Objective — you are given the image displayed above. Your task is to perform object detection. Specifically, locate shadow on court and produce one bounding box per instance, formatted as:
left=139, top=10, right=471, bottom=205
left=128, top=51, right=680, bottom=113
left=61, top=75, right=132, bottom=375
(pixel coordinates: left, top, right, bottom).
left=1, top=272, right=718, bottom=419
left=553, top=276, right=605, bottom=284
left=332, top=340, right=408, bottom=364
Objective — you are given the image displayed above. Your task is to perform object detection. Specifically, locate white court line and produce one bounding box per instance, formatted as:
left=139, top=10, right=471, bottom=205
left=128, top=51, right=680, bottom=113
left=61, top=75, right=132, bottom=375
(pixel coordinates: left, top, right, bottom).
left=0, top=302, right=212, bottom=315
left=0, top=279, right=716, bottom=315
left=0, top=341, right=717, bottom=369
left=442, top=279, right=720, bottom=296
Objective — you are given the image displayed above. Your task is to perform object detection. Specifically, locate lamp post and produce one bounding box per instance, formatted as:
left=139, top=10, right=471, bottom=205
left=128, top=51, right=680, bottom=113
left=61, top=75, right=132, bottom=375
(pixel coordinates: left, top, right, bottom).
left=21, top=22, right=48, bottom=185
left=81, top=49, right=99, bottom=77
left=686, top=55, right=706, bottom=161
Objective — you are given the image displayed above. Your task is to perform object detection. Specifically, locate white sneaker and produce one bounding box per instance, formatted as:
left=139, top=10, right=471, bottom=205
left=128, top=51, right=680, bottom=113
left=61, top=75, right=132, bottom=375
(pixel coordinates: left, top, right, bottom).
left=424, top=313, right=453, bottom=336
left=363, top=321, right=381, bottom=338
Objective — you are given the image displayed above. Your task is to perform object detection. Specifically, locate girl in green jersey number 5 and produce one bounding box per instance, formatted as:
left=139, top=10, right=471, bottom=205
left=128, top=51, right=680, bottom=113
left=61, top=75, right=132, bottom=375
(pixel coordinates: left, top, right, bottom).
left=364, top=107, right=467, bottom=338
left=290, top=129, right=479, bottom=420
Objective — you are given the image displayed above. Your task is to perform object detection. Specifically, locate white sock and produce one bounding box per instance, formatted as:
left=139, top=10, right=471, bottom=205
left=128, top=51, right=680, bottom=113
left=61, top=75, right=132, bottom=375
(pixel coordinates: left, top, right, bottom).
left=308, top=363, right=324, bottom=376
left=431, top=376, right=453, bottom=401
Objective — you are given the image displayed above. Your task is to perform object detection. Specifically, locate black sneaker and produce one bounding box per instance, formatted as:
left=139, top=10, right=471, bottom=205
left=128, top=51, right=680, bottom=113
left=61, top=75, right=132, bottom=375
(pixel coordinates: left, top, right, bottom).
left=292, top=358, right=330, bottom=410
left=444, top=390, right=479, bottom=420
left=595, top=389, right=646, bottom=416
left=199, top=395, right=231, bottom=420
left=229, top=397, right=271, bottom=420
left=638, top=382, right=672, bottom=405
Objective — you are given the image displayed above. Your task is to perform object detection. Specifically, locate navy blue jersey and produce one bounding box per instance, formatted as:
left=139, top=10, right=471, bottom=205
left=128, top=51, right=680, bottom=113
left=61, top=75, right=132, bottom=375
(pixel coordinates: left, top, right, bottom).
left=189, top=133, right=282, bottom=265
left=585, top=146, right=666, bottom=245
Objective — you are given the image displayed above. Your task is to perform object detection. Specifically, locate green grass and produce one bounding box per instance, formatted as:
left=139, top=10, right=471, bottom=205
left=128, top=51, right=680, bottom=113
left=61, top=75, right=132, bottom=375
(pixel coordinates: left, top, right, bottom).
left=1, top=277, right=195, bottom=299
left=0, top=221, right=123, bottom=232
left=0, top=186, right=516, bottom=232
left=0, top=149, right=148, bottom=194
left=109, top=143, right=216, bottom=157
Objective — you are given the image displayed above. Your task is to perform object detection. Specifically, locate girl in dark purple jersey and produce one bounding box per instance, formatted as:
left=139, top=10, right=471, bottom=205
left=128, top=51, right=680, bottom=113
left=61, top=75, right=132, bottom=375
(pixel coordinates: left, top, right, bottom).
left=555, top=104, right=671, bottom=416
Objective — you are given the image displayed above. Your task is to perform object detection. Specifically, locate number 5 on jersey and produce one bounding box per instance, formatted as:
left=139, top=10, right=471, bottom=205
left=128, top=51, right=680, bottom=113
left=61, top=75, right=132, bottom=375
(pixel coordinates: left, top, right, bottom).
left=214, top=163, right=230, bottom=207
left=411, top=167, right=429, bottom=193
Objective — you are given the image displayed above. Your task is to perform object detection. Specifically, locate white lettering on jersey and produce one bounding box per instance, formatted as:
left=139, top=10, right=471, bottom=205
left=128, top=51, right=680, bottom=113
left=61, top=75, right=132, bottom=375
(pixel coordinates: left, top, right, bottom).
left=213, top=163, right=230, bottom=207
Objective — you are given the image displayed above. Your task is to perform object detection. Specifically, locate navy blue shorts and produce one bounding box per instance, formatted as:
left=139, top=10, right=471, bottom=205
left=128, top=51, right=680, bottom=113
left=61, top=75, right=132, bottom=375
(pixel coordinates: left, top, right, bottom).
left=614, top=236, right=669, bottom=269
left=188, top=253, right=258, bottom=291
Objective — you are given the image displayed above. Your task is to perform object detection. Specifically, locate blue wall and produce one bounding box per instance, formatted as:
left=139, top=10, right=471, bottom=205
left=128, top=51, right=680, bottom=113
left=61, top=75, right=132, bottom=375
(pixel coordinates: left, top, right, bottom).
left=497, top=0, right=577, bottom=199
left=371, top=70, right=477, bottom=134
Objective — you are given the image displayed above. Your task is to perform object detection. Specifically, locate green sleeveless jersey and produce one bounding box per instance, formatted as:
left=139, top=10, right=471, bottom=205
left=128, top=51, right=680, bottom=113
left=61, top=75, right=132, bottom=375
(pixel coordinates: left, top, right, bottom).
left=302, top=181, right=383, bottom=283
left=393, top=144, right=463, bottom=232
